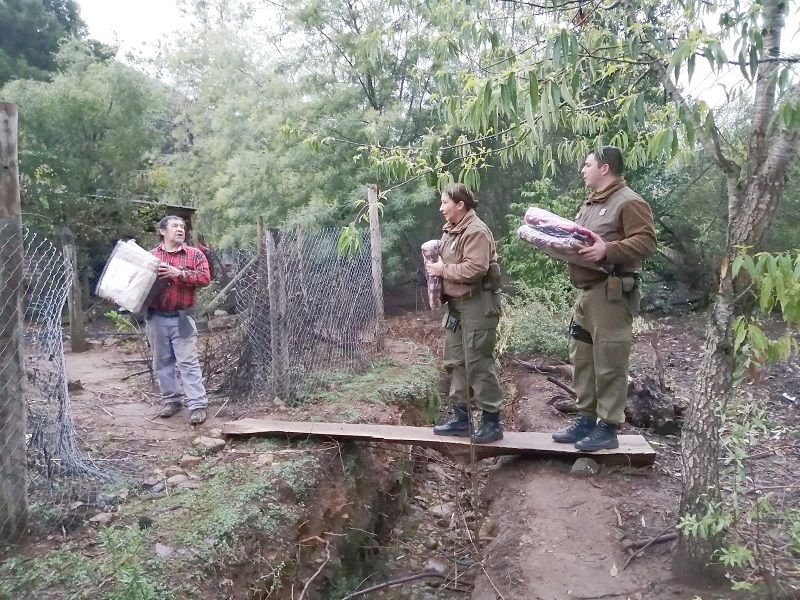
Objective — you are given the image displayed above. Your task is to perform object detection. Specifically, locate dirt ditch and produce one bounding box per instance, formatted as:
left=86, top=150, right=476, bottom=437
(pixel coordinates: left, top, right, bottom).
left=2, top=310, right=798, bottom=600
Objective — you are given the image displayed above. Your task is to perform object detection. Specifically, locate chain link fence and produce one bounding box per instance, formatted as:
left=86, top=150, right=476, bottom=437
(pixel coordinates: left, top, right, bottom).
left=223, top=227, right=380, bottom=404
left=1, top=228, right=117, bottom=541
left=0, top=223, right=381, bottom=539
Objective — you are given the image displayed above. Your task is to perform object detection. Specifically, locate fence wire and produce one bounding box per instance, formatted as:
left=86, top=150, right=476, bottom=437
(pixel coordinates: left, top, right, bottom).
left=1, top=228, right=117, bottom=540
left=224, top=228, right=379, bottom=404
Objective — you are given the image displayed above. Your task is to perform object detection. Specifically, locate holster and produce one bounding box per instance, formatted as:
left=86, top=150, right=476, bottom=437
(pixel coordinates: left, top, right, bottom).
left=444, top=312, right=461, bottom=332
left=481, top=263, right=503, bottom=317
left=620, top=274, right=637, bottom=293
left=484, top=263, right=502, bottom=292
left=570, top=319, right=593, bottom=344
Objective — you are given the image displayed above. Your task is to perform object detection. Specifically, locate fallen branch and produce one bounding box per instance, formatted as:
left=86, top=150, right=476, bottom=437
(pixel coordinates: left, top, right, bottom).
left=621, top=526, right=677, bottom=570
left=509, top=358, right=572, bottom=377
left=298, top=536, right=331, bottom=600
left=340, top=571, right=446, bottom=599
left=649, top=329, right=667, bottom=393
left=546, top=376, right=577, bottom=398
left=198, top=253, right=259, bottom=317
left=627, top=531, right=678, bottom=551
left=121, top=369, right=150, bottom=381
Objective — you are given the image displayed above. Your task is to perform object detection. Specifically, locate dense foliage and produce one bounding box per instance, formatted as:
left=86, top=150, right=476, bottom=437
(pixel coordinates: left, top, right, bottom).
left=1, top=0, right=799, bottom=585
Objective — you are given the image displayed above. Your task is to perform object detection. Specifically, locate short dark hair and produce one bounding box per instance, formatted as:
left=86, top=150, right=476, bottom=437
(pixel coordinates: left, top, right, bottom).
left=592, top=145, right=624, bottom=176
left=157, top=216, right=185, bottom=239
left=443, top=183, right=478, bottom=209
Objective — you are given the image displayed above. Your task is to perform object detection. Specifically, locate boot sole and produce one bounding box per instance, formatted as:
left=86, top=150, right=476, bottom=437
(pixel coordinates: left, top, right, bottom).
left=575, top=442, right=620, bottom=452
left=433, top=430, right=472, bottom=437
left=552, top=436, right=581, bottom=444
left=471, top=434, right=503, bottom=444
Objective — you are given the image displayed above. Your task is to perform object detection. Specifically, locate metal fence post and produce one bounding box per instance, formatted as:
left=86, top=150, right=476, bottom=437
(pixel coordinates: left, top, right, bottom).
left=0, top=102, right=28, bottom=543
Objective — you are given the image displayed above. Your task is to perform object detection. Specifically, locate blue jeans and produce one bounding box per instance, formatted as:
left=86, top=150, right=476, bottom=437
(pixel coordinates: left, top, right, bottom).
left=145, top=314, right=207, bottom=411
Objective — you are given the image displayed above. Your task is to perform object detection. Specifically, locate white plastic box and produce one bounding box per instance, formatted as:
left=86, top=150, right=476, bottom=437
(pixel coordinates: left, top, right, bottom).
left=95, top=240, right=162, bottom=313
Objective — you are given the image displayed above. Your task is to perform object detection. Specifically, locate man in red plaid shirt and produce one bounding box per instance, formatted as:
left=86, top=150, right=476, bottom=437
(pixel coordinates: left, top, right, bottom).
left=147, top=216, right=211, bottom=425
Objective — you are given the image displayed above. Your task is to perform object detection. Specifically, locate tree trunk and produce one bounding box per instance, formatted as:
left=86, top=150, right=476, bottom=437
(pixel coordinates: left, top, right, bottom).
left=62, top=227, right=86, bottom=353
left=367, top=184, right=385, bottom=352
left=673, top=271, right=734, bottom=581
left=675, top=130, right=798, bottom=577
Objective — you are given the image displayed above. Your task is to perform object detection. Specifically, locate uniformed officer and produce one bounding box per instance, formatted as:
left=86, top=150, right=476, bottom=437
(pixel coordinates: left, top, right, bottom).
left=552, top=146, right=657, bottom=451
left=425, top=183, right=504, bottom=444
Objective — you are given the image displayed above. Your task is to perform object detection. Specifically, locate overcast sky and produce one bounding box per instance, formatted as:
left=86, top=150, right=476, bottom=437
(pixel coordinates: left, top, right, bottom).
left=77, top=0, right=797, bottom=107
left=78, top=0, right=188, bottom=56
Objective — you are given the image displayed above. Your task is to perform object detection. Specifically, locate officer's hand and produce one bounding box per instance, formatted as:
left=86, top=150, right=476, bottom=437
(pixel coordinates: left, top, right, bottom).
left=157, top=263, right=183, bottom=280
left=426, top=258, right=444, bottom=277
left=577, top=231, right=607, bottom=262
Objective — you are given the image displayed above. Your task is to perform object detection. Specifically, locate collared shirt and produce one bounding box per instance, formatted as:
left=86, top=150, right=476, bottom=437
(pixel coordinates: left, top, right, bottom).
left=149, top=244, right=211, bottom=311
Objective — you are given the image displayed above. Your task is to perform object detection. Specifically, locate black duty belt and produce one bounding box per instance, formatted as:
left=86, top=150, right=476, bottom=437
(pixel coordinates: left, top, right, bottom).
left=148, top=307, right=195, bottom=318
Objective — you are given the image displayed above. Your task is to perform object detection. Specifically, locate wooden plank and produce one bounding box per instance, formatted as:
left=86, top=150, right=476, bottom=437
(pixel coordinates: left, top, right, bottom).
left=222, top=418, right=656, bottom=467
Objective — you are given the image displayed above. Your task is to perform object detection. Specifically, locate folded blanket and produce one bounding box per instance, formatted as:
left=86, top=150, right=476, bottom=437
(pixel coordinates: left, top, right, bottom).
left=421, top=239, right=444, bottom=309
left=518, top=207, right=613, bottom=273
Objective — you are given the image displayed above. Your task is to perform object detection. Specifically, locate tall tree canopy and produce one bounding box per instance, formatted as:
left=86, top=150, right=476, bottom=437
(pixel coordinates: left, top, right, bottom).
left=0, top=0, right=87, bottom=85
left=1, top=41, right=168, bottom=275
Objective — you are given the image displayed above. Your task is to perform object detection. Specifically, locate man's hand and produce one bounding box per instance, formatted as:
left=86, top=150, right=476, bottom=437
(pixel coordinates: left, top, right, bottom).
left=426, top=258, right=444, bottom=277
left=577, top=231, right=607, bottom=262
left=157, top=263, right=183, bottom=280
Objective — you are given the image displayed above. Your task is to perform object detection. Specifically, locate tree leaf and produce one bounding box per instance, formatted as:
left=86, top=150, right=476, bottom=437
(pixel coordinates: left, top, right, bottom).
left=529, top=70, right=539, bottom=112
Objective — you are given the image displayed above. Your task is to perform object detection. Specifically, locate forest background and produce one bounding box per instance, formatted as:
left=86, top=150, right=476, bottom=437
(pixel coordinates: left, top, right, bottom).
left=2, top=0, right=800, bottom=586
left=4, top=0, right=798, bottom=297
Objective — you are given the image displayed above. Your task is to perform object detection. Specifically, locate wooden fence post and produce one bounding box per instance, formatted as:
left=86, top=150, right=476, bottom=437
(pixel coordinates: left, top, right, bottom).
left=367, top=184, right=385, bottom=351
left=61, top=227, right=86, bottom=352
left=256, top=216, right=265, bottom=254
left=0, top=102, right=27, bottom=543
left=266, top=228, right=290, bottom=401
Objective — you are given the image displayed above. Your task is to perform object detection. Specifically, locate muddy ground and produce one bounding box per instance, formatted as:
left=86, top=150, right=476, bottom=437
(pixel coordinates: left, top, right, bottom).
left=8, top=299, right=799, bottom=600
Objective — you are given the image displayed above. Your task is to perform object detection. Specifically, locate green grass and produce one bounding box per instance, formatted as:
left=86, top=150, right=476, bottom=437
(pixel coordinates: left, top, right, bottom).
left=4, top=350, right=440, bottom=599
left=296, top=353, right=441, bottom=422
left=0, top=530, right=175, bottom=600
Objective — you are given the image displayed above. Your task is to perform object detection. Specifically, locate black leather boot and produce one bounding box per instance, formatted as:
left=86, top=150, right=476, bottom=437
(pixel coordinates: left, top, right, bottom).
left=471, top=411, right=503, bottom=444
left=552, top=414, right=597, bottom=444
left=433, top=405, right=471, bottom=437
left=574, top=420, right=619, bottom=451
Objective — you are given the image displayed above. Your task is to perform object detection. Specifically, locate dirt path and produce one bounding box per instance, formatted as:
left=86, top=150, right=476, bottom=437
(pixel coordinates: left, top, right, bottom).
left=64, top=342, right=226, bottom=467
left=464, top=321, right=718, bottom=600
left=55, top=314, right=765, bottom=600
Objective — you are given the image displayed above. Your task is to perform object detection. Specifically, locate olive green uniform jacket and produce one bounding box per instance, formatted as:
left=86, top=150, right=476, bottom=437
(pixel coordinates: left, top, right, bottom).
left=569, top=178, right=656, bottom=424
left=440, top=210, right=504, bottom=414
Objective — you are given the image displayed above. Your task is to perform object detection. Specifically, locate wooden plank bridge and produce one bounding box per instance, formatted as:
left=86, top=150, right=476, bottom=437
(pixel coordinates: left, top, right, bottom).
left=222, top=419, right=656, bottom=467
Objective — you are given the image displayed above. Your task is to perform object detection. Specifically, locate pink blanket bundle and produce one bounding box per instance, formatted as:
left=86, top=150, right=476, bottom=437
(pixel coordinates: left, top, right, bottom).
left=421, top=239, right=444, bottom=309
left=517, top=207, right=613, bottom=273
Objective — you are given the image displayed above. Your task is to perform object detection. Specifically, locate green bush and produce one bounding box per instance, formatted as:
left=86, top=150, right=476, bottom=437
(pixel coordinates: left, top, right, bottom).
left=497, top=281, right=573, bottom=360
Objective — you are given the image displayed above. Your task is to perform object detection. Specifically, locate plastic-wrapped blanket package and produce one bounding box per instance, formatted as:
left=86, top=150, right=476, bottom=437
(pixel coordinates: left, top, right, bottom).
left=517, top=206, right=613, bottom=273
left=95, top=240, right=162, bottom=313
left=421, top=239, right=444, bottom=309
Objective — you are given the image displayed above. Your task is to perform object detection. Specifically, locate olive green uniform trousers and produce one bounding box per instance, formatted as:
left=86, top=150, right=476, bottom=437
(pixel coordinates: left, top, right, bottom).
left=443, top=294, right=503, bottom=414
left=571, top=285, right=640, bottom=425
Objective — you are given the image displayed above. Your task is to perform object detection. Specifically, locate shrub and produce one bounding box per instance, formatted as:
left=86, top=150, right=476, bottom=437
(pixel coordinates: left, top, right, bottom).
left=497, top=281, right=573, bottom=360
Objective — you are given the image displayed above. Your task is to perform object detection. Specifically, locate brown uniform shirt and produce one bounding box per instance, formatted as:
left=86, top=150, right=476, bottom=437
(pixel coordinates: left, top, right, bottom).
left=440, top=209, right=498, bottom=298
left=569, top=178, right=657, bottom=289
